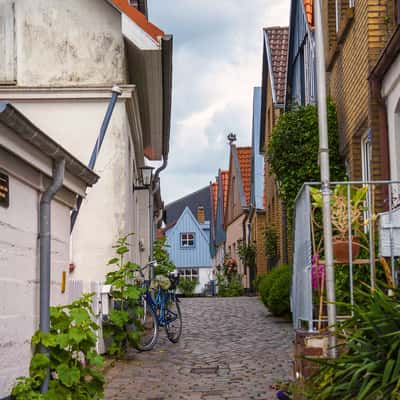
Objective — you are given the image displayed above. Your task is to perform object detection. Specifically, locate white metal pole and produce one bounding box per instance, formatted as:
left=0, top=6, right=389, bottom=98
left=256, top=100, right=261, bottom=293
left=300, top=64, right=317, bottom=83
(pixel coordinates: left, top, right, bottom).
left=314, top=0, right=337, bottom=357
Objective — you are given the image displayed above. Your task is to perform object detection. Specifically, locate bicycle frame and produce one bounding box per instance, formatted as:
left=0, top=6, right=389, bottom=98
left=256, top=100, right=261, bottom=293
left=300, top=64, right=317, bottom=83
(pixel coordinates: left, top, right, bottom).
left=143, top=284, right=179, bottom=327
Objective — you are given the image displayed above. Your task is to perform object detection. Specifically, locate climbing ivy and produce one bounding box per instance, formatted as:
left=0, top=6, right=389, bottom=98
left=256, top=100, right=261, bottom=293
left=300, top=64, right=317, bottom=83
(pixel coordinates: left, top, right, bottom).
left=268, top=100, right=346, bottom=221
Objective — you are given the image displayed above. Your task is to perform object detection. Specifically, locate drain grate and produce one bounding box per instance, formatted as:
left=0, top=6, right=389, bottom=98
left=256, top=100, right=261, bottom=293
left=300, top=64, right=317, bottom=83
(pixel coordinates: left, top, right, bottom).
left=190, top=366, right=219, bottom=374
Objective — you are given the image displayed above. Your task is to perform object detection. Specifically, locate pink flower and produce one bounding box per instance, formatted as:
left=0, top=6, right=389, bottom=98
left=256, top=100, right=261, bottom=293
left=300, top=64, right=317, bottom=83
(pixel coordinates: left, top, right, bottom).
left=312, top=254, right=325, bottom=290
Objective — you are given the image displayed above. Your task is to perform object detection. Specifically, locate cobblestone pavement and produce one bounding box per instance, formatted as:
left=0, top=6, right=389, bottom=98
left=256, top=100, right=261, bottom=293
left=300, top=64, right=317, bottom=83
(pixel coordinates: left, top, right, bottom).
left=105, top=297, right=293, bottom=400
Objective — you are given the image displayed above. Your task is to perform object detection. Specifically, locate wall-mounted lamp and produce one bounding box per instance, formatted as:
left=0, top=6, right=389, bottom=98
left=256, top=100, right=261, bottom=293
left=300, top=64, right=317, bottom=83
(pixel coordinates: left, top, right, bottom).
left=134, top=166, right=154, bottom=191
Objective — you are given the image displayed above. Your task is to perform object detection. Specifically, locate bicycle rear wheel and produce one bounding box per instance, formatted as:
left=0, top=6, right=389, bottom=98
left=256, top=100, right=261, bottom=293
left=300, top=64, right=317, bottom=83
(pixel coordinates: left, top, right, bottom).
left=136, top=300, right=158, bottom=351
left=165, top=300, right=182, bottom=343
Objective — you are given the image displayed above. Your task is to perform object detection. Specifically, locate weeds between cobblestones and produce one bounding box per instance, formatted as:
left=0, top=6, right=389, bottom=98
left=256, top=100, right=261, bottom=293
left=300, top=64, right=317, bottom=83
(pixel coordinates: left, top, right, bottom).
left=105, top=297, right=292, bottom=400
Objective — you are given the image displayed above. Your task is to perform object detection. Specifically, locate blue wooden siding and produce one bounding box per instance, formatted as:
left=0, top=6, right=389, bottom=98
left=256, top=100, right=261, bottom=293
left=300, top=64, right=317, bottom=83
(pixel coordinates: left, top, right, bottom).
left=165, top=207, right=212, bottom=268
left=287, top=0, right=316, bottom=106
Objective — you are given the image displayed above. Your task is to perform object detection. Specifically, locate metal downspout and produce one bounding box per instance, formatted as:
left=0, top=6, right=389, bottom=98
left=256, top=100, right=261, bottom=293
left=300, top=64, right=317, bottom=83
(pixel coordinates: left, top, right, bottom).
left=314, top=0, right=337, bottom=356
left=70, top=86, right=122, bottom=231
left=147, top=157, right=169, bottom=280
left=40, top=159, right=66, bottom=393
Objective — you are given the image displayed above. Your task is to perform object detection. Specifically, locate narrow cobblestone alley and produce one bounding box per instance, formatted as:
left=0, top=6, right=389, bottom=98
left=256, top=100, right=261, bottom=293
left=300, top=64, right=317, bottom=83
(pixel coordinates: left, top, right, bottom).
left=105, top=297, right=292, bottom=400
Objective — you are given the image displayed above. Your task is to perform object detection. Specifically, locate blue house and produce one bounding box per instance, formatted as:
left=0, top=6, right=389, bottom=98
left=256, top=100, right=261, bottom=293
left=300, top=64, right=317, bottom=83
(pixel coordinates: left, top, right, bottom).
left=286, top=0, right=316, bottom=106
left=164, top=189, right=213, bottom=294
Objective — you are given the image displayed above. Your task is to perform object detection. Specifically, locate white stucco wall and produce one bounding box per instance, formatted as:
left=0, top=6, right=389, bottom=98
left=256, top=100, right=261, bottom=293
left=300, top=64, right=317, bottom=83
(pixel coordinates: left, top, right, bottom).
left=14, top=0, right=127, bottom=86
left=4, top=97, right=145, bottom=290
left=0, top=174, right=70, bottom=398
left=382, top=53, right=400, bottom=187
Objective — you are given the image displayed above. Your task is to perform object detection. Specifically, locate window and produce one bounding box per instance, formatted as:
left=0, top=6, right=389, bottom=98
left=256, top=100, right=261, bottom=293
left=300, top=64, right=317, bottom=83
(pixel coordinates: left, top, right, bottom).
left=180, top=233, right=195, bottom=248
left=361, top=132, right=371, bottom=183
left=335, top=0, right=354, bottom=32
left=178, top=268, right=199, bottom=281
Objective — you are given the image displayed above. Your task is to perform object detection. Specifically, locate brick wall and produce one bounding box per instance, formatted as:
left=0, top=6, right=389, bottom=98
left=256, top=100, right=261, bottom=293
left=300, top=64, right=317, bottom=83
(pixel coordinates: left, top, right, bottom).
left=325, top=0, right=395, bottom=181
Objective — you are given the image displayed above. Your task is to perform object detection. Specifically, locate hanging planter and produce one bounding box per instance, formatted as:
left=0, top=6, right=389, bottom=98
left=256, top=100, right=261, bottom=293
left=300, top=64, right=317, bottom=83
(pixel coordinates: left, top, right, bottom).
left=310, top=184, right=368, bottom=263
left=332, top=237, right=361, bottom=263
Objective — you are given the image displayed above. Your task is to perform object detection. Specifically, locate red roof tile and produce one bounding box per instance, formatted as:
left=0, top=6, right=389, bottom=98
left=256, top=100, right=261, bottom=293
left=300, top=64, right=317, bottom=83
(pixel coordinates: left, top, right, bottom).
left=304, top=0, right=314, bottom=27
left=220, top=170, right=229, bottom=213
left=237, top=147, right=252, bottom=206
left=110, top=0, right=164, bottom=42
left=265, top=27, right=289, bottom=105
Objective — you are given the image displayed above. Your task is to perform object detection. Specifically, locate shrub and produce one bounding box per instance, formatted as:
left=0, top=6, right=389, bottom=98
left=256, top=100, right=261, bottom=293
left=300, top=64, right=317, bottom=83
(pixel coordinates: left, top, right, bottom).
left=103, top=235, right=143, bottom=357
left=153, top=237, right=176, bottom=276
left=257, top=264, right=291, bottom=317
left=305, top=289, right=400, bottom=400
left=267, top=265, right=291, bottom=317
left=257, top=266, right=285, bottom=307
left=217, top=273, right=244, bottom=297
left=178, top=278, right=198, bottom=296
left=11, top=294, right=105, bottom=400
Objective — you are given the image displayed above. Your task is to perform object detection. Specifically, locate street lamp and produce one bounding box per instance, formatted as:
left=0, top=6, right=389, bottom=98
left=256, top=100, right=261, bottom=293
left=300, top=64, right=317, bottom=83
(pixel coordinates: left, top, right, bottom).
left=135, top=166, right=154, bottom=190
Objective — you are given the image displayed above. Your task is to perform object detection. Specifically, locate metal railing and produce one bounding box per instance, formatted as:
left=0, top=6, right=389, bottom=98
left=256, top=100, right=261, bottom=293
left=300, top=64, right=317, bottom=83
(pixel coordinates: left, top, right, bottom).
left=291, top=180, right=400, bottom=331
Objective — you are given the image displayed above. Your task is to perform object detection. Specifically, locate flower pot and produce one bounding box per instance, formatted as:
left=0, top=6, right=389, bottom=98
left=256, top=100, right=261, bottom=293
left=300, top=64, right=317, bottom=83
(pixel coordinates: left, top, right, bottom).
left=332, top=238, right=360, bottom=263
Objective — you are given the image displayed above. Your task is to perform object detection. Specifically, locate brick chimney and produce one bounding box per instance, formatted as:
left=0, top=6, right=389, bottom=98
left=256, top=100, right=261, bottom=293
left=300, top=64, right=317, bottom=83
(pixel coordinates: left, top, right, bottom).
left=197, top=206, right=205, bottom=224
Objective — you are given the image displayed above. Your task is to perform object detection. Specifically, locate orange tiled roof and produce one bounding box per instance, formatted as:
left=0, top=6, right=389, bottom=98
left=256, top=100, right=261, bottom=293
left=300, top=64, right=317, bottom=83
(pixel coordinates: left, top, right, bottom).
left=304, top=0, right=314, bottom=27
left=237, top=147, right=252, bottom=206
left=265, top=27, right=289, bottom=104
left=220, top=170, right=229, bottom=213
left=110, top=0, right=164, bottom=41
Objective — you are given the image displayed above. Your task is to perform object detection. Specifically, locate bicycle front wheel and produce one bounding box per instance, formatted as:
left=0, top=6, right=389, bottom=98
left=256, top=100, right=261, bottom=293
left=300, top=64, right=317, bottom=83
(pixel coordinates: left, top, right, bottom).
left=165, top=300, right=182, bottom=343
left=136, top=300, right=158, bottom=351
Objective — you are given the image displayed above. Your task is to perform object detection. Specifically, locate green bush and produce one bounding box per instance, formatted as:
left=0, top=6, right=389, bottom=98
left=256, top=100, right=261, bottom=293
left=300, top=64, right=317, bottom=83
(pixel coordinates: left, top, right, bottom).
left=267, top=266, right=291, bottom=316
left=11, top=294, right=105, bottom=400
left=305, top=289, right=400, bottom=400
left=178, top=278, right=198, bottom=296
left=257, top=264, right=291, bottom=317
left=217, top=274, right=244, bottom=297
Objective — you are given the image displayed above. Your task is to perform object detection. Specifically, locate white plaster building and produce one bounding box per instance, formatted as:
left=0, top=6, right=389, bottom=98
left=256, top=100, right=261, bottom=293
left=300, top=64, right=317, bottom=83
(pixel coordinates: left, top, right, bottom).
left=0, top=0, right=172, bottom=288
left=0, top=102, right=98, bottom=398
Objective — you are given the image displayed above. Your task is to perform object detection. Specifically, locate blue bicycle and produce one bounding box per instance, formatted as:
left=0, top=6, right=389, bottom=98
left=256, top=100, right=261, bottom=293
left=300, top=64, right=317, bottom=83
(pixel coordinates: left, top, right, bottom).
left=136, top=263, right=182, bottom=351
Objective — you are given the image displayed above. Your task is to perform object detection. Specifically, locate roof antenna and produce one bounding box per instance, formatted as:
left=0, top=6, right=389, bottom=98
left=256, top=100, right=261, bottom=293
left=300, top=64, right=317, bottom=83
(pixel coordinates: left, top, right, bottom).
left=227, top=132, right=237, bottom=144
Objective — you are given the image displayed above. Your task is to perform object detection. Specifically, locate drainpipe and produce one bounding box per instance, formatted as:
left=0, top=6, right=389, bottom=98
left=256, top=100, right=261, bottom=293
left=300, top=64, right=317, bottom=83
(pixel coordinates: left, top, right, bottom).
left=40, top=158, right=65, bottom=393
left=314, top=0, right=337, bottom=357
left=149, top=156, right=168, bottom=279
left=70, top=85, right=122, bottom=231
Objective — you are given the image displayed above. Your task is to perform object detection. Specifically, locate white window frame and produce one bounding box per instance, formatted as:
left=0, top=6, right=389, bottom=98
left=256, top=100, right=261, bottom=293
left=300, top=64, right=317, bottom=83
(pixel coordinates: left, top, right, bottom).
left=178, top=268, right=199, bottom=281
left=361, top=132, right=371, bottom=183
left=180, top=232, right=195, bottom=248
left=335, top=0, right=355, bottom=32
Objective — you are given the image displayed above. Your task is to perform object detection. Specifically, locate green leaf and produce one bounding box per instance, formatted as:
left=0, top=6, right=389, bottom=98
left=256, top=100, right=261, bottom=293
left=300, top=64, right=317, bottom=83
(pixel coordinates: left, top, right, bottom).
left=70, top=308, right=90, bottom=325
left=107, top=257, right=119, bottom=265
left=116, top=246, right=129, bottom=255
left=68, top=326, right=87, bottom=344
left=56, top=364, right=80, bottom=388
left=109, top=310, right=129, bottom=328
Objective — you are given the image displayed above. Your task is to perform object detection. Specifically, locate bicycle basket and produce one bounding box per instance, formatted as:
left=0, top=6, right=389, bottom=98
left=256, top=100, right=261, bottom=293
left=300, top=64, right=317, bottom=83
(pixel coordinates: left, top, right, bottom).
left=150, top=274, right=171, bottom=290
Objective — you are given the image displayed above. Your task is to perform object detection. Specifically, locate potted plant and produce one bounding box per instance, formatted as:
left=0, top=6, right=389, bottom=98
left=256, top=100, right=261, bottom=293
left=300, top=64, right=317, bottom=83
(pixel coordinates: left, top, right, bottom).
left=310, top=184, right=368, bottom=262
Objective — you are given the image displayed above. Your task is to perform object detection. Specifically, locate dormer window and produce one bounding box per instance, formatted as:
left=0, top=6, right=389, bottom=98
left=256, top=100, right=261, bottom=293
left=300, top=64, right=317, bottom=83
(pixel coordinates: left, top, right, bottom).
left=181, top=233, right=195, bottom=248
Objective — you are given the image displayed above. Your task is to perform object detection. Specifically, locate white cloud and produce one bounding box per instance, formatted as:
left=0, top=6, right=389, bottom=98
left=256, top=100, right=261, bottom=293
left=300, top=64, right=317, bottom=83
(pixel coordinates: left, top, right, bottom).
left=149, top=0, right=290, bottom=204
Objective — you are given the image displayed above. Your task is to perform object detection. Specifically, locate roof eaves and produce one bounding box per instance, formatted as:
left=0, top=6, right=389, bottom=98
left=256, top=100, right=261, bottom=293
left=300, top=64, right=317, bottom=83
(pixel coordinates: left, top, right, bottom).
left=264, top=30, right=278, bottom=105
left=0, top=102, right=99, bottom=187
left=108, top=0, right=164, bottom=42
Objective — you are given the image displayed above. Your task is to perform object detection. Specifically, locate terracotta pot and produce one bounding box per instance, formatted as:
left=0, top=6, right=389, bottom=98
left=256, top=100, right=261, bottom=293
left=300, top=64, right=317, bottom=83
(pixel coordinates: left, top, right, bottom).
left=332, top=238, right=360, bottom=263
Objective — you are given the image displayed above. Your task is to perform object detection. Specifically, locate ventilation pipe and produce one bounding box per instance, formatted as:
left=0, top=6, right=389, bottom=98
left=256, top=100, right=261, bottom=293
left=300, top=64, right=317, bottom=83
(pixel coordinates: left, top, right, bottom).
left=40, top=158, right=65, bottom=393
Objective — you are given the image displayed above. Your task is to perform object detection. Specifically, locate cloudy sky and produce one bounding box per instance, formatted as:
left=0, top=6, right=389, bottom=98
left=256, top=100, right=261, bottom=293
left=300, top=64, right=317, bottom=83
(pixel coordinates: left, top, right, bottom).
left=148, top=1, right=290, bottom=204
